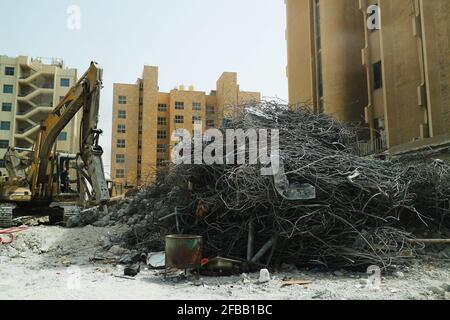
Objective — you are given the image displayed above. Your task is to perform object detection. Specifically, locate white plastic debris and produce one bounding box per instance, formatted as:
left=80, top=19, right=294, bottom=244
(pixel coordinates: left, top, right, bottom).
left=258, top=269, right=271, bottom=284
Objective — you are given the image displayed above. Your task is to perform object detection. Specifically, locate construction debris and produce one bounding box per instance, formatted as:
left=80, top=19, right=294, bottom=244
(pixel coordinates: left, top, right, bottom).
left=281, top=280, right=313, bottom=287
left=258, top=269, right=271, bottom=284
left=81, top=101, right=450, bottom=270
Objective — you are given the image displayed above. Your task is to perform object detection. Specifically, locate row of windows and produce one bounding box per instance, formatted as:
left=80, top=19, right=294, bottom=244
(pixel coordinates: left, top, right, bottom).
left=121, top=100, right=208, bottom=111
left=116, top=119, right=215, bottom=136
left=116, top=165, right=164, bottom=178
left=2, top=81, right=69, bottom=94
left=115, top=145, right=168, bottom=165
left=118, top=105, right=215, bottom=119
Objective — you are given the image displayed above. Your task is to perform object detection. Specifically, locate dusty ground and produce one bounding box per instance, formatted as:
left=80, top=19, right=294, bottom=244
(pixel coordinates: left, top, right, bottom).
left=1, top=224, right=450, bottom=300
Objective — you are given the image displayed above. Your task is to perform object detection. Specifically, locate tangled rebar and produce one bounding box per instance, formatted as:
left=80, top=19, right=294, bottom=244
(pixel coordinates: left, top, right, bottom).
left=118, top=101, right=450, bottom=270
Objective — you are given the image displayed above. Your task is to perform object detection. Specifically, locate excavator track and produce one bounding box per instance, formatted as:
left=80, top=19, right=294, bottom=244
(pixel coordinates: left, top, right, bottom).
left=62, top=205, right=81, bottom=227
left=0, top=204, right=14, bottom=228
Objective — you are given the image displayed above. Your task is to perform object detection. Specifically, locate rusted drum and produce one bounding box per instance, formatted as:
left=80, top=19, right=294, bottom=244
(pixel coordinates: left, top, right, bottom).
left=165, top=235, right=203, bottom=270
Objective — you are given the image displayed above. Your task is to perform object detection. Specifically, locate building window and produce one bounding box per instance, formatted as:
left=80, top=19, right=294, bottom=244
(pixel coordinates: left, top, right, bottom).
left=116, top=169, right=125, bottom=179
left=157, top=159, right=166, bottom=167
left=139, top=111, right=143, bottom=120
left=138, top=125, right=143, bottom=134
left=4, top=67, right=14, bottom=76
left=2, top=103, right=12, bottom=112
left=157, top=130, right=167, bottom=139
left=3, top=85, right=13, bottom=94
left=118, top=96, right=127, bottom=105
left=157, top=144, right=167, bottom=153
left=0, top=140, right=9, bottom=149
left=138, top=140, right=142, bottom=149
left=58, top=132, right=68, bottom=141
left=158, top=104, right=167, bottom=112
left=175, top=101, right=184, bottom=110
left=193, top=102, right=201, bottom=111
left=206, top=106, right=215, bottom=114
left=117, top=124, right=126, bottom=133
left=0, top=121, right=11, bottom=130
left=139, top=98, right=143, bottom=106
left=60, top=78, right=70, bottom=87
left=118, top=110, right=126, bottom=119
left=192, top=116, right=202, bottom=124
left=373, top=61, right=383, bottom=90
left=116, top=154, right=125, bottom=164
left=117, top=139, right=126, bottom=148
left=158, top=117, right=167, bottom=126
left=206, top=120, right=215, bottom=128
left=137, top=155, right=142, bottom=164
left=175, top=115, right=184, bottom=124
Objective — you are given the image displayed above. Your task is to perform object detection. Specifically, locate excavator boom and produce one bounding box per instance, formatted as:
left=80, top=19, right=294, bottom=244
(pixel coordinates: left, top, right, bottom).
left=28, top=62, right=109, bottom=204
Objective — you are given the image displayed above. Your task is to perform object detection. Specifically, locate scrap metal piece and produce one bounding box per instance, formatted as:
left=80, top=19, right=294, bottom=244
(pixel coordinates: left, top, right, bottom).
left=271, top=155, right=316, bottom=200
left=146, top=252, right=166, bottom=269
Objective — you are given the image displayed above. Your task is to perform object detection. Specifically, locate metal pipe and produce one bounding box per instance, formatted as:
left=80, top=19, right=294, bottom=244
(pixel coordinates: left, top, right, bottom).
left=247, top=220, right=254, bottom=261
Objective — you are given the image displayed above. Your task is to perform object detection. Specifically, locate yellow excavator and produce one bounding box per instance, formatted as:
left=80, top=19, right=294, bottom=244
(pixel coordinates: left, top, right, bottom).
left=0, top=62, right=109, bottom=228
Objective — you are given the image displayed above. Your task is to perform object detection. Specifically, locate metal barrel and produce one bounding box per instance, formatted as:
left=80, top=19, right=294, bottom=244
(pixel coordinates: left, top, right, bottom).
left=165, top=235, right=203, bottom=270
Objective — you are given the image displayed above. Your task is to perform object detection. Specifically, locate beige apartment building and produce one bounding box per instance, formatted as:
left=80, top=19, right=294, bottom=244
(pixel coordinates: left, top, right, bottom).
left=0, top=55, right=80, bottom=175
left=285, top=0, right=368, bottom=124
left=285, top=0, right=450, bottom=152
left=111, top=66, right=260, bottom=192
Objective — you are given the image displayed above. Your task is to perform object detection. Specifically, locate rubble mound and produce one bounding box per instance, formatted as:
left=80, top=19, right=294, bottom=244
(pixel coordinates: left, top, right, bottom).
left=102, top=102, right=450, bottom=269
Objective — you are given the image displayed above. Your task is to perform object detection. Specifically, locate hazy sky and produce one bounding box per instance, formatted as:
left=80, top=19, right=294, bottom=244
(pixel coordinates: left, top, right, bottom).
left=0, top=0, right=288, bottom=176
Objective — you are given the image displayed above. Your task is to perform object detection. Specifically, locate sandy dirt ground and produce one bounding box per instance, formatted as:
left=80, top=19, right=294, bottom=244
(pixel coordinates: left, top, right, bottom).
left=1, top=224, right=450, bottom=300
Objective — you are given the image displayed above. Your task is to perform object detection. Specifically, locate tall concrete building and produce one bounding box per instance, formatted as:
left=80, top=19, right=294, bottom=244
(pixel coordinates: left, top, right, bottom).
left=111, top=66, right=260, bottom=193
left=285, top=0, right=450, bottom=152
left=0, top=55, right=80, bottom=175
left=360, top=0, right=450, bottom=151
left=285, top=0, right=368, bottom=124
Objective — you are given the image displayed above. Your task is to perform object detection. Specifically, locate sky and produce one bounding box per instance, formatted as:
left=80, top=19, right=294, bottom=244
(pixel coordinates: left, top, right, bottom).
left=0, top=0, right=288, bottom=177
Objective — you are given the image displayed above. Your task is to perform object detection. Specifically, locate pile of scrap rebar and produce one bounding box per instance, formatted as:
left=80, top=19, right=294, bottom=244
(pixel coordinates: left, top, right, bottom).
left=117, top=101, right=450, bottom=270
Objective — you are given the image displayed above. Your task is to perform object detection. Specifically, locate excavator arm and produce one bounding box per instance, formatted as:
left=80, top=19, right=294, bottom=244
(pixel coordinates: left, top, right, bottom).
left=28, top=62, right=109, bottom=205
